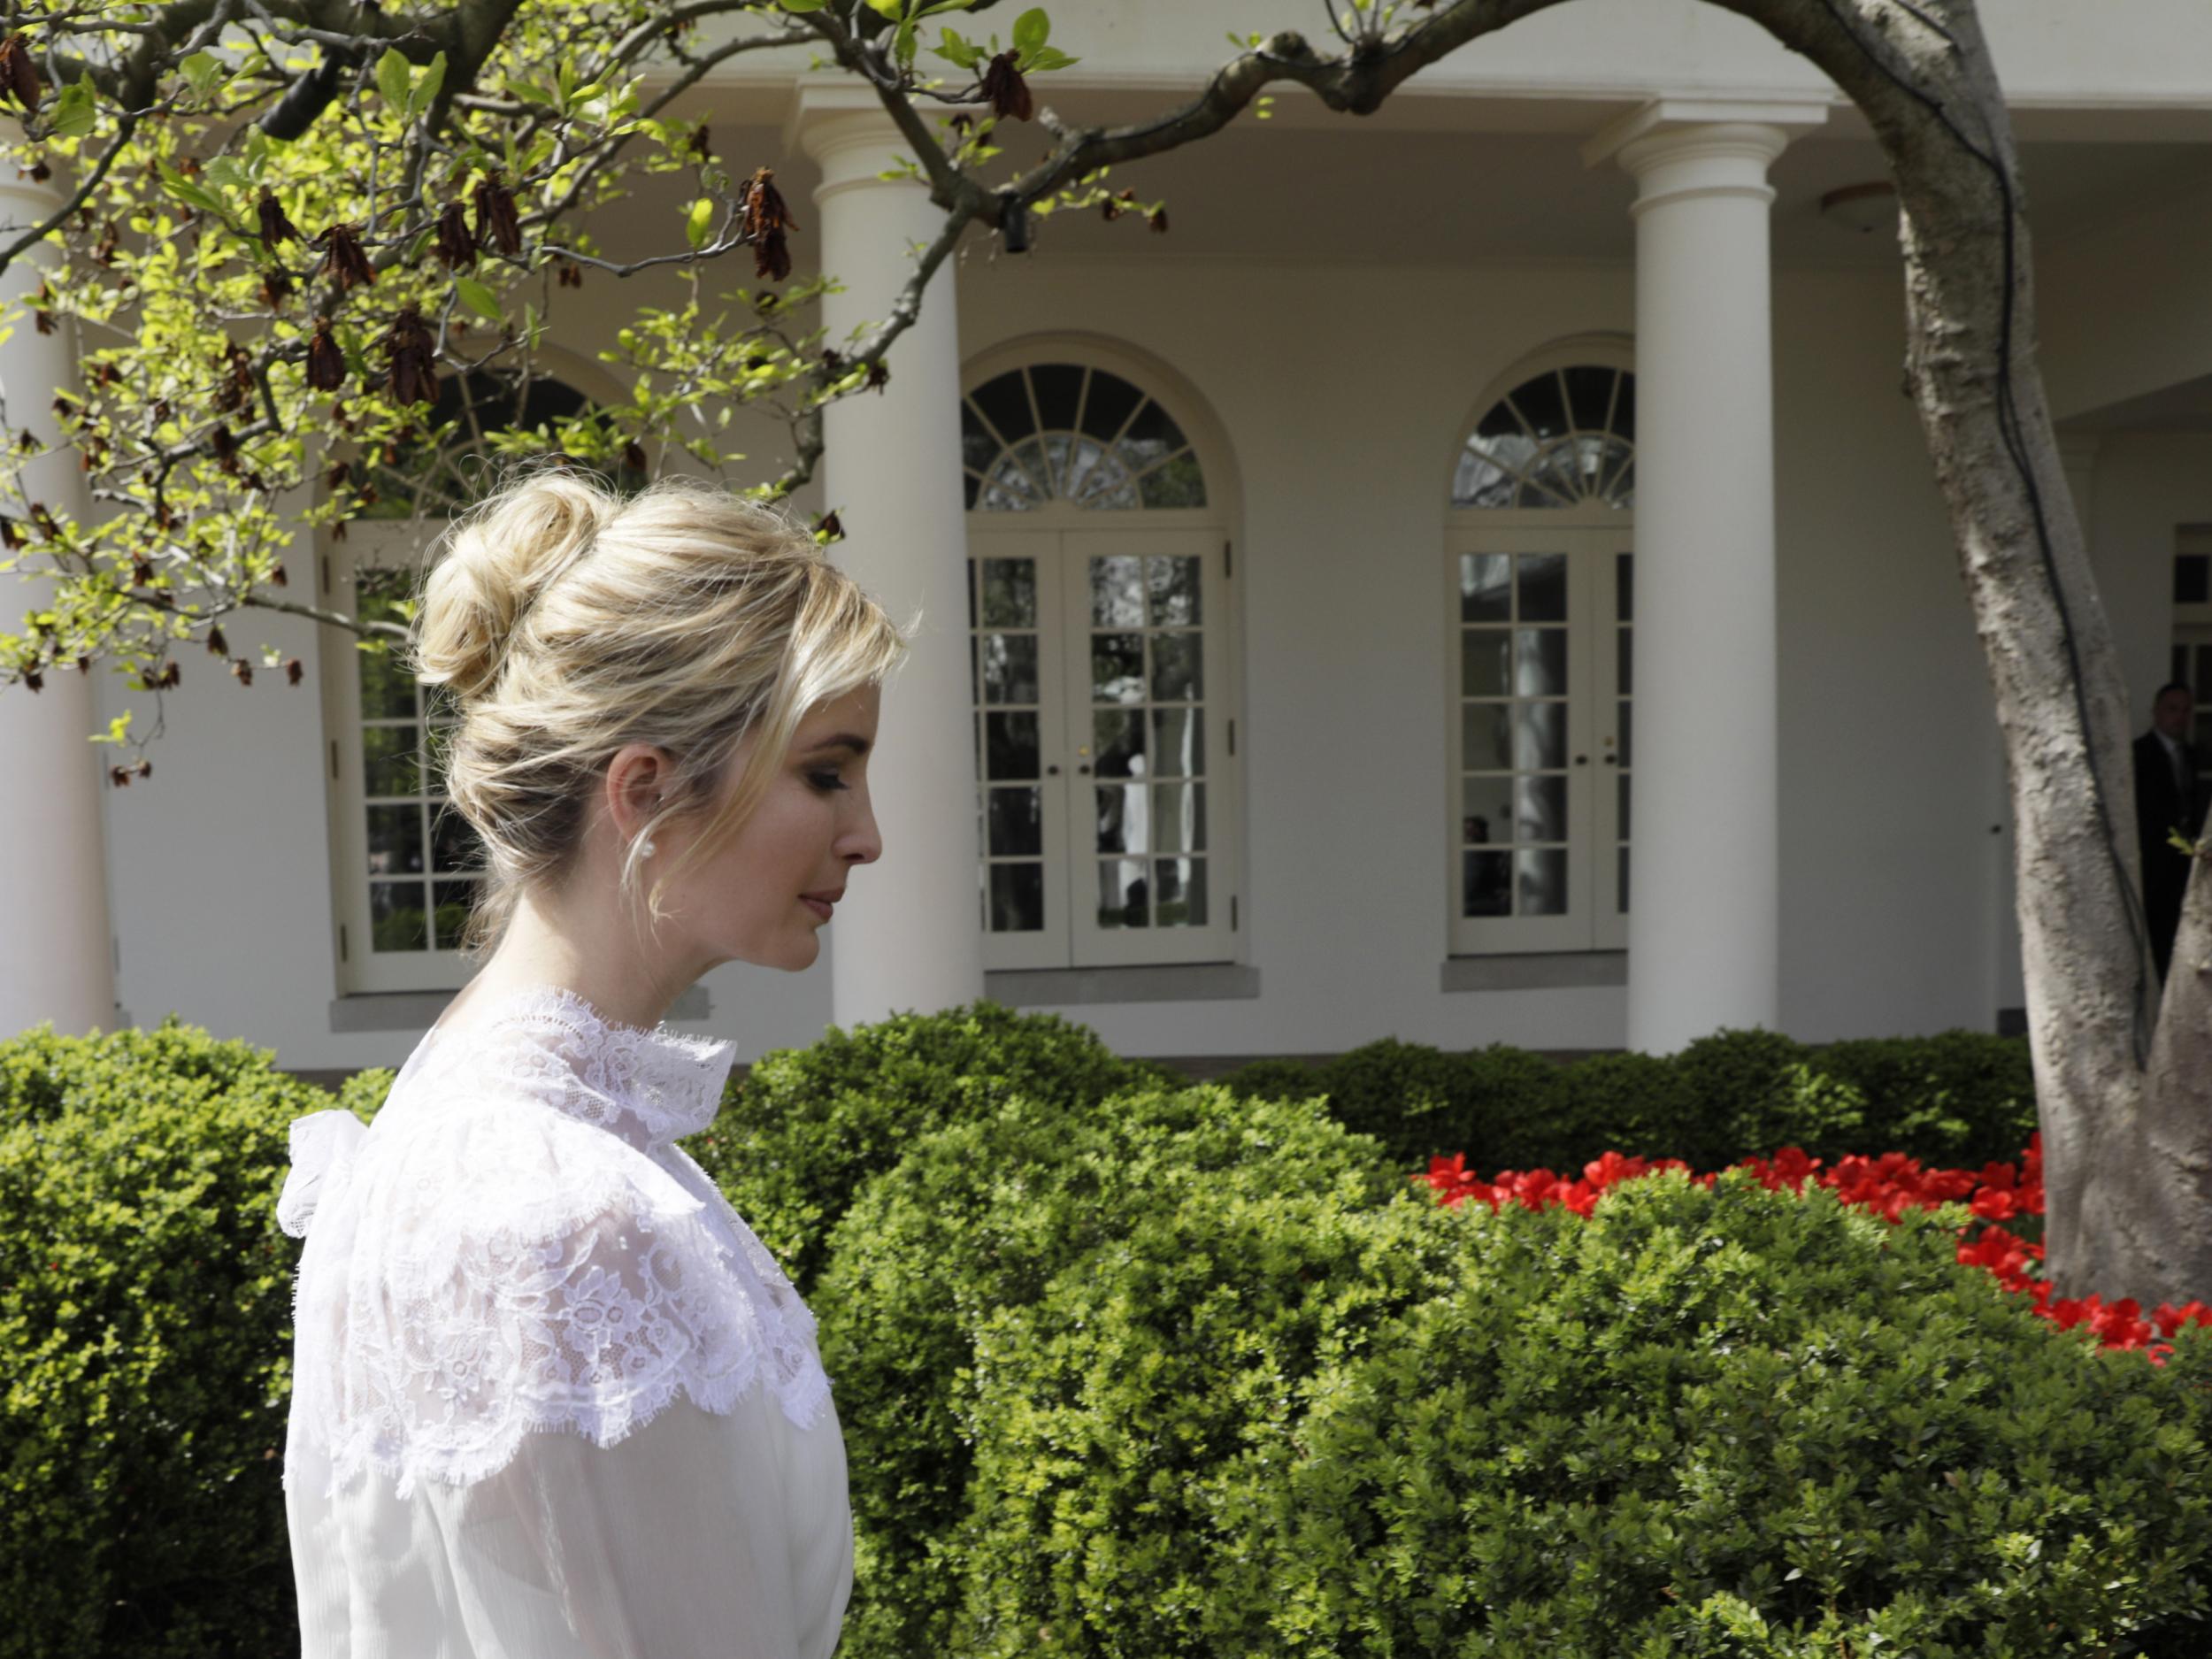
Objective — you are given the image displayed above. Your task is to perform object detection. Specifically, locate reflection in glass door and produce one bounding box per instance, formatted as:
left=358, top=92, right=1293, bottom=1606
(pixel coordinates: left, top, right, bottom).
left=969, top=527, right=1234, bottom=970
left=1447, top=525, right=1632, bottom=954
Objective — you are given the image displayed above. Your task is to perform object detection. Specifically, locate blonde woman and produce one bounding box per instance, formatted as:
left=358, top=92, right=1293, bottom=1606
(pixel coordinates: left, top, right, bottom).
left=275, top=470, right=902, bottom=1658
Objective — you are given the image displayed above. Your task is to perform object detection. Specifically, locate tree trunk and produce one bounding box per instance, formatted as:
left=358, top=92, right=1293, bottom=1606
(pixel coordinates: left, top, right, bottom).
left=1709, top=0, right=2210, bottom=1303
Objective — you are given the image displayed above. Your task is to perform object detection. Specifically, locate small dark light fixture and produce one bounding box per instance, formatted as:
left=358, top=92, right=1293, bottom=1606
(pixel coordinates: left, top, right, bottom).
left=1819, top=180, right=1898, bottom=235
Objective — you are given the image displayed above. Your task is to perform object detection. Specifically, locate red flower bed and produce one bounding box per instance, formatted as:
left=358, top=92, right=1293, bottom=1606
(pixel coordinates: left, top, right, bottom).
left=1418, top=1134, right=2212, bottom=1363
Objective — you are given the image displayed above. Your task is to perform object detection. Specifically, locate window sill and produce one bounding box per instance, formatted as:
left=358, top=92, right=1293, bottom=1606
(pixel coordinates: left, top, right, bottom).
left=329, top=982, right=711, bottom=1034
left=986, top=963, right=1260, bottom=1008
left=1440, top=951, right=1625, bottom=993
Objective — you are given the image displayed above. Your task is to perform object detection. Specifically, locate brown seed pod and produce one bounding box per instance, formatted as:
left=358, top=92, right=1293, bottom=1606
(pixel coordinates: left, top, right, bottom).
left=305, top=319, right=346, bottom=392
left=316, top=222, right=375, bottom=292
left=472, top=172, right=522, bottom=256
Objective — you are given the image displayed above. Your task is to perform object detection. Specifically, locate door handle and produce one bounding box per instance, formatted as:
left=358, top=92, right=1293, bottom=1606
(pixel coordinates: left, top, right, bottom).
left=1573, top=755, right=1589, bottom=766
left=1047, top=764, right=1061, bottom=776
left=1077, top=764, right=1091, bottom=777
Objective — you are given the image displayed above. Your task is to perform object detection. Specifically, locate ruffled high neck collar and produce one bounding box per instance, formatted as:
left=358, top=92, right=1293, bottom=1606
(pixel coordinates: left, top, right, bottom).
left=411, top=982, right=737, bottom=1153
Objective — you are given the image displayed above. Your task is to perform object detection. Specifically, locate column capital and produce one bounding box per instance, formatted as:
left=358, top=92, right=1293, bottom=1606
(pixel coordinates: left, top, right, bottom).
left=784, top=81, right=921, bottom=202
left=1582, top=96, right=1829, bottom=174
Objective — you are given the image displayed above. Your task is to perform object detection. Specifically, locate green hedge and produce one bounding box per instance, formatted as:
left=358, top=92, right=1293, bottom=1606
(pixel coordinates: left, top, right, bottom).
left=1217, top=1028, right=2037, bottom=1175
left=0, top=1020, right=338, bottom=1659
left=8, top=1004, right=2170, bottom=1659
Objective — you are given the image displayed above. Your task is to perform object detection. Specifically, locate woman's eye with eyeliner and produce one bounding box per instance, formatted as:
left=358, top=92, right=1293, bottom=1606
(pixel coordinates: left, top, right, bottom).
left=808, top=770, right=848, bottom=792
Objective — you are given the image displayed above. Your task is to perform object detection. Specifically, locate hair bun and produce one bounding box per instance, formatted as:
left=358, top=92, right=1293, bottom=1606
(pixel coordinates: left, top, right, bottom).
left=411, top=470, right=614, bottom=703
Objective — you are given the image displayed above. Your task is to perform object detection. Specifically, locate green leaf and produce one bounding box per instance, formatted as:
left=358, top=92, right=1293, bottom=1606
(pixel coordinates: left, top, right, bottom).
left=375, top=49, right=412, bottom=114
left=780, top=0, right=828, bottom=10
left=178, top=52, right=224, bottom=96
left=685, top=196, right=715, bottom=251
left=933, top=27, right=983, bottom=68
left=202, top=157, right=250, bottom=193
left=48, top=77, right=96, bottom=140
left=1012, top=7, right=1049, bottom=55
left=411, top=51, right=447, bottom=119
left=453, top=277, right=503, bottom=323
left=155, top=162, right=225, bottom=216
left=919, top=0, right=975, bottom=14
left=894, top=17, right=918, bottom=67
left=1024, top=46, right=1078, bottom=72
left=864, top=0, right=904, bottom=17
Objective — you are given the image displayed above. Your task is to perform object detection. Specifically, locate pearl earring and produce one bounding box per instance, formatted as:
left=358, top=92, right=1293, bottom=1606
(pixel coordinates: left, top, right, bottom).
left=636, top=837, right=656, bottom=859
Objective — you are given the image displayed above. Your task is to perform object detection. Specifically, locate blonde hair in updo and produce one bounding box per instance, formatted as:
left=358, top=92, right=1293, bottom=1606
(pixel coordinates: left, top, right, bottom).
left=409, top=466, right=906, bottom=957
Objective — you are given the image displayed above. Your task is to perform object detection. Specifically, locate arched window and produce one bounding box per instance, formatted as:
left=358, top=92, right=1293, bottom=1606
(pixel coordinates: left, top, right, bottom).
left=1448, top=354, right=1635, bottom=956
left=961, top=349, right=1237, bottom=973
left=1453, top=364, right=1634, bottom=510
left=961, top=363, right=1207, bottom=511
left=327, top=367, right=633, bottom=993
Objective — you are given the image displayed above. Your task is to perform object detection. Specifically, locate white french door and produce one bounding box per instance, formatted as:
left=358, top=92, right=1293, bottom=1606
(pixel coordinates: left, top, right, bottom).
left=1446, top=523, right=1632, bottom=954
left=970, top=526, right=1237, bottom=970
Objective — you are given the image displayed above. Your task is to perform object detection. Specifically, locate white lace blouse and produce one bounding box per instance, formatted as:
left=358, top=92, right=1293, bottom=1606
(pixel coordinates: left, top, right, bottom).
left=278, top=985, right=853, bottom=1659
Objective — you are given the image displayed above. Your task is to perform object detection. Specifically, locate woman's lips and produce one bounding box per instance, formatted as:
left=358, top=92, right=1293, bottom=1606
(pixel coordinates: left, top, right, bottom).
left=801, top=896, right=833, bottom=921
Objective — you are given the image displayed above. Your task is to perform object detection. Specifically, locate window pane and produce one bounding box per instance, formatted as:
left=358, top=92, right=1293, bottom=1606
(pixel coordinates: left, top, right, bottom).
left=367, top=805, right=424, bottom=875
left=1452, top=448, right=1516, bottom=509
left=1514, top=703, right=1565, bottom=772
left=1618, top=700, right=1632, bottom=768
left=1149, top=632, right=1204, bottom=703
left=1117, top=400, right=1188, bottom=475
left=1031, top=363, right=1084, bottom=432
left=960, top=404, right=997, bottom=474
left=1094, top=784, right=1148, bottom=856
left=1094, top=710, right=1147, bottom=777
left=1098, top=860, right=1149, bottom=929
left=363, top=726, right=419, bottom=796
left=1154, top=784, right=1206, bottom=853
left=1517, top=553, right=1567, bottom=622
left=1459, top=554, right=1510, bottom=623
left=1079, top=371, right=1144, bottom=442
left=986, top=711, right=1040, bottom=780
left=1617, top=627, right=1632, bottom=696
left=1610, top=374, right=1635, bottom=443
left=1091, top=634, right=1145, bottom=704
left=1147, top=557, right=1202, bottom=626
left=1150, top=708, right=1203, bottom=778
left=1619, top=846, right=1632, bottom=914
left=1090, top=557, right=1145, bottom=627
left=1136, top=452, right=1207, bottom=509
left=1514, top=628, right=1568, bottom=696
left=432, top=879, right=478, bottom=950
left=1517, top=849, right=1568, bottom=916
left=980, top=633, right=1039, bottom=704
left=988, top=863, right=1044, bottom=933
left=1619, top=774, right=1632, bottom=841
left=430, top=807, right=480, bottom=874
left=1461, top=628, right=1510, bottom=697
left=970, top=370, right=1033, bottom=444
left=1462, top=704, right=1511, bottom=772
left=1516, top=775, right=1567, bottom=842
left=988, top=787, right=1041, bottom=857
left=979, top=559, right=1037, bottom=627
left=1564, top=365, right=1617, bottom=434
left=1617, top=552, right=1634, bottom=622
left=1463, top=851, right=1510, bottom=917
left=1509, top=372, right=1571, bottom=441
left=1462, top=777, right=1513, bottom=845
left=359, top=644, right=415, bottom=721
left=370, top=880, right=428, bottom=952
left=2177, top=554, right=2210, bottom=606
left=1155, top=857, right=1207, bottom=926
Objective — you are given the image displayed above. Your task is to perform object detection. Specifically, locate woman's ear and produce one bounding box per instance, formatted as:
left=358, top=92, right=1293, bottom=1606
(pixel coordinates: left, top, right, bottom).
left=603, top=743, right=672, bottom=842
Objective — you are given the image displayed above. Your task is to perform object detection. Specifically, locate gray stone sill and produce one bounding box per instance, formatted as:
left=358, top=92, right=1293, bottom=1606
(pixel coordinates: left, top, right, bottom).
left=986, top=962, right=1259, bottom=1007
left=330, top=982, right=710, bottom=1034
left=1440, top=951, right=1626, bottom=993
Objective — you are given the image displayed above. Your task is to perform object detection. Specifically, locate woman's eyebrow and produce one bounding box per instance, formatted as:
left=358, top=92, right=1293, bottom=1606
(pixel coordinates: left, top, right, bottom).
left=804, top=733, right=872, bottom=757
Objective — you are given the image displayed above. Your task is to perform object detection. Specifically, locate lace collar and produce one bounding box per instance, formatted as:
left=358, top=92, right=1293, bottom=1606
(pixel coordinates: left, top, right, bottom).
left=407, top=982, right=737, bottom=1154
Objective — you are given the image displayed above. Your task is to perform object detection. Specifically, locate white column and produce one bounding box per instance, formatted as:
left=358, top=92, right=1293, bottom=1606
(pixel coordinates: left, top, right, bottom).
left=796, top=96, right=982, bottom=1024
left=0, top=165, right=117, bottom=1037
left=1589, top=103, right=1820, bottom=1053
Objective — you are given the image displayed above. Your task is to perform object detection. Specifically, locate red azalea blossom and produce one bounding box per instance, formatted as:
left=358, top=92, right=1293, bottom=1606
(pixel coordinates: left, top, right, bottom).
left=1415, top=1128, right=2193, bottom=1361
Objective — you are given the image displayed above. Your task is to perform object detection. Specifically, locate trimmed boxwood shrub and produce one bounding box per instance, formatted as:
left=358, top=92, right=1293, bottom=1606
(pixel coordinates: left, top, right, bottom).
left=1219, top=1028, right=2032, bottom=1175
left=0, top=1019, right=346, bottom=1659
left=690, top=1001, right=1168, bottom=1289
left=812, top=1081, right=1413, bottom=1659
left=949, top=1171, right=2212, bottom=1656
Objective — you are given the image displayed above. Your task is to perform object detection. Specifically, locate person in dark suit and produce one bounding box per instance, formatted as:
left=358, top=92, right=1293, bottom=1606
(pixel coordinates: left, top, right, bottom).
left=2135, top=681, right=2205, bottom=978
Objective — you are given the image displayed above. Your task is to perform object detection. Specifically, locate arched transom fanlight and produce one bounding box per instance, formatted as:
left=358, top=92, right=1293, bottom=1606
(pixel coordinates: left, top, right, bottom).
left=962, top=362, right=1208, bottom=511
left=1454, top=365, right=1635, bottom=510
